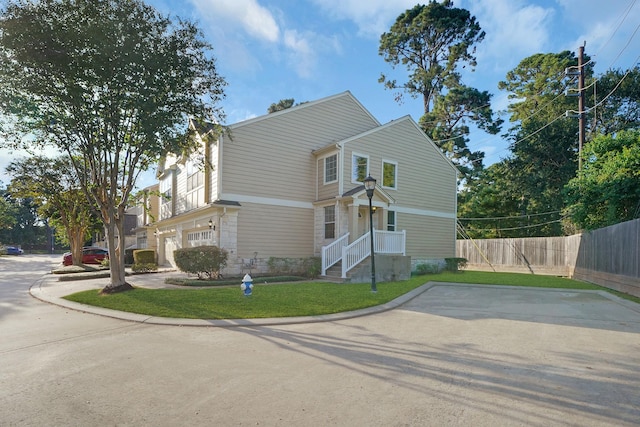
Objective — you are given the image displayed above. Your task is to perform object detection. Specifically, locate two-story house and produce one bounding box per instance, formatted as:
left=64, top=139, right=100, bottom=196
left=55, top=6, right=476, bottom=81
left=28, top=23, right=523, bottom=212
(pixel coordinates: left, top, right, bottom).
left=139, top=91, right=457, bottom=279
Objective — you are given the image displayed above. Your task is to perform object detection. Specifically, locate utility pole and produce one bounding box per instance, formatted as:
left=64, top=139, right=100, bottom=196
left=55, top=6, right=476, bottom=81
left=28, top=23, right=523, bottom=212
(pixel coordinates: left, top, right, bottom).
left=565, top=43, right=586, bottom=170
left=577, top=44, right=585, bottom=171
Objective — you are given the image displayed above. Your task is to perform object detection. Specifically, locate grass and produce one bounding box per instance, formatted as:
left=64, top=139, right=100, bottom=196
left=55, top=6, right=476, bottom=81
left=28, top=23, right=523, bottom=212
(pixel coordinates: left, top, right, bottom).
left=63, top=270, right=640, bottom=319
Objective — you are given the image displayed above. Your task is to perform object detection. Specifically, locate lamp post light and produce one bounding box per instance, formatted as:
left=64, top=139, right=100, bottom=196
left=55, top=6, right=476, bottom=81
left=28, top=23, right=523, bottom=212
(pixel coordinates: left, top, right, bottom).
left=363, top=175, right=377, bottom=293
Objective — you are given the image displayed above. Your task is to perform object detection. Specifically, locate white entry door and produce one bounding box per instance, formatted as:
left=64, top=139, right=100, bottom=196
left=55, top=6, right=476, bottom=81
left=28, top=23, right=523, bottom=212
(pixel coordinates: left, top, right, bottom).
left=163, top=235, right=178, bottom=267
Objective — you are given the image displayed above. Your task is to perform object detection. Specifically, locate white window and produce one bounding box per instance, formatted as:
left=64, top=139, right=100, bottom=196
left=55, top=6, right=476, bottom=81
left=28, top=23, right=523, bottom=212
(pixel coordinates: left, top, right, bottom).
left=387, top=210, right=396, bottom=231
left=159, top=175, right=172, bottom=219
left=324, top=154, right=337, bottom=184
left=137, top=232, right=147, bottom=249
left=185, top=159, right=204, bottom=211
left=186, top=159, right=204, bottom=192
left=324, top=206, right=335, bottom=239
left=382, top=160, right=397, bottom=189
left=352, top=153, right=369, bottom=183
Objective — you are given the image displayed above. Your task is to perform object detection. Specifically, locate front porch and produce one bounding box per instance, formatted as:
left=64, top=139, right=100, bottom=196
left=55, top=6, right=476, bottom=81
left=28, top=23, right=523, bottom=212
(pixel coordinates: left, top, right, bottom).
left=321, top=229, right=407, bottom=280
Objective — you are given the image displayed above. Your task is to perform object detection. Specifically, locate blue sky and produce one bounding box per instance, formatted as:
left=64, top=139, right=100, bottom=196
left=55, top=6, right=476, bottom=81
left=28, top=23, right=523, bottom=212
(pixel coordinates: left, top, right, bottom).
left=2, top=0, right=639, bottom=188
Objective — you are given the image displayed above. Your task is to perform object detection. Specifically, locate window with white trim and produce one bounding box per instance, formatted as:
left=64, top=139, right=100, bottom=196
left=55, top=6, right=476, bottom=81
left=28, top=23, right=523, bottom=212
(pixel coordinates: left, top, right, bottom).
left=351, top=153, right=368, bottom=183
left=324, top=154, right=337, bottom=184
left=382, top=160, right=397, bottom=189
left=159, top=175, right=172, bottom=219
left=387, top=210, right=396, bottom=231
left=185, top=159, right=204, bottom=210
left=324, top=206, right=335, bottom=239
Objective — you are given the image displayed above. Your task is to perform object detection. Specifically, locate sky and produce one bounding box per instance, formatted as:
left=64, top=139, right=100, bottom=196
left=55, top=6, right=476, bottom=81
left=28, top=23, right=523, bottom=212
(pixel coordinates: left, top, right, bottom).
left=1, top=0, right=639, bottom=189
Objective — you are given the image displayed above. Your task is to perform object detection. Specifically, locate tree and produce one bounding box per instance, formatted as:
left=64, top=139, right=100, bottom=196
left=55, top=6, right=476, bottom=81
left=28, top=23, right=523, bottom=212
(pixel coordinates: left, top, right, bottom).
left=6, top=156, right=100, bottom=266
left=379, top=1, right=500, bottom=180
left=268, top=98, right=295, bottom=113
left=592, top=66, right=640, bottom=135
left=0, top=0, right=226, bottom=292
left=458, top=51, right=591, bottom=237
left=0, top=185, right=18, bottom=242
left=0, top=185, right=43, bottom=247
left=564, top=130, right=640, bottom=230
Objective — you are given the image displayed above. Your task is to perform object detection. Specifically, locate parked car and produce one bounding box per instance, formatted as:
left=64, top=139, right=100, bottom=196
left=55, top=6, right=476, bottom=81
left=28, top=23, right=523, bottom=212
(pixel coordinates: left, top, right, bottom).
left=6, top=246, right=24, bottom=255
left=62, top=247, right=109, bottom=266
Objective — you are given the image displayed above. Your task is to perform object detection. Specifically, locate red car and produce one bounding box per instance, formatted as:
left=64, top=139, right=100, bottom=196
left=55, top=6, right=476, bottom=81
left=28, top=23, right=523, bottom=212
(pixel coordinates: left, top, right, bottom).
left=62, top=247, right=109, bottom=266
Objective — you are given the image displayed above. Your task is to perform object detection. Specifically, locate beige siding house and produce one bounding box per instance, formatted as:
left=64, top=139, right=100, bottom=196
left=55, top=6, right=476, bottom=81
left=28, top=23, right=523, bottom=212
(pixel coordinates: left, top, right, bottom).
left=138, top=91, right=457, bottom=277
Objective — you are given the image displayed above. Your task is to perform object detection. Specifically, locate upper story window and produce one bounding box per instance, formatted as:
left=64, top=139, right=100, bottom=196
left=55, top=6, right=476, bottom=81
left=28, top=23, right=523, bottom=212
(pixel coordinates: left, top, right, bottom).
left=159, top=175, right=172, bottom=219
left=324, top=154, right=337, bottom=184
left=352, top=153, right=369, bottom=183
left=382, top=160, right=397, bottom=189
left=186, top=159, right=204, bottom=192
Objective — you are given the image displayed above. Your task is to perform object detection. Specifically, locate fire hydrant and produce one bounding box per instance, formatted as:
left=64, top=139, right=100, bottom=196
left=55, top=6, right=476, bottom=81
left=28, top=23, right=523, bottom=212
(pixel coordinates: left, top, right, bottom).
left=241, top=274, right=253, bottom=296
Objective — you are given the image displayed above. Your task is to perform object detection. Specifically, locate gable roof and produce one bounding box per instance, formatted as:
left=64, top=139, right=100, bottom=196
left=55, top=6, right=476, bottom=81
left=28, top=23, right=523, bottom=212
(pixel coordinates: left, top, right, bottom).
left=338, top=115, right=459, bottom=174
left=228, top=91, right=381, bottom=130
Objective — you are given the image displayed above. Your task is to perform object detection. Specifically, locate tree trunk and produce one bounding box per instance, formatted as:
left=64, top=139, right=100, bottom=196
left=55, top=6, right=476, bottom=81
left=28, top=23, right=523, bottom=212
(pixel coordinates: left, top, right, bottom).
left=70, top=230, right=85, bottom=267
left=101, top=210, right=132, bottom=294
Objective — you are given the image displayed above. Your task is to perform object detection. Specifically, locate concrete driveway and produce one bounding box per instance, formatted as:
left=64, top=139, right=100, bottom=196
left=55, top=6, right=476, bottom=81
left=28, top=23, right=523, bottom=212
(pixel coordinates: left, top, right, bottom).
left=1, top=254, right=640, bottom=426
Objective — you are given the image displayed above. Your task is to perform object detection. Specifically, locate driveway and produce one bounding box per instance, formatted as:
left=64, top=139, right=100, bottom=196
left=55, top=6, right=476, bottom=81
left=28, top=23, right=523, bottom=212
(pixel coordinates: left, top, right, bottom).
left=1, top=254, right=640, bottom=426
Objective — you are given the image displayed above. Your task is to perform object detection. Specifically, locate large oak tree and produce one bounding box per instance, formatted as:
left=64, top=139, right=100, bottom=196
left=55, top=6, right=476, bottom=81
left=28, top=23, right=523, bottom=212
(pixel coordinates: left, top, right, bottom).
left=0, top=0, right=226, bottom=292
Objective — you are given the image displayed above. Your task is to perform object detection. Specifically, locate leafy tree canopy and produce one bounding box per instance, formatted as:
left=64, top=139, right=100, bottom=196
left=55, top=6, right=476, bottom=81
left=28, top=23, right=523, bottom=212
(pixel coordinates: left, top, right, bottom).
left=7, top=155, right=101, bottom=264
left=379, top=1, right=500, bottom=182
left=0, top=0, right=227, bottom=290
left=564, top=130, right=640, bottom=230
left=459, top=51, right=591, bottom=237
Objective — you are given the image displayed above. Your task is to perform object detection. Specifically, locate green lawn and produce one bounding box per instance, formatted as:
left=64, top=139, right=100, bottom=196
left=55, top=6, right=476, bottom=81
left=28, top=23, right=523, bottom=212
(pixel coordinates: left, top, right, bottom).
left=63, top=271, right=639, bottom=319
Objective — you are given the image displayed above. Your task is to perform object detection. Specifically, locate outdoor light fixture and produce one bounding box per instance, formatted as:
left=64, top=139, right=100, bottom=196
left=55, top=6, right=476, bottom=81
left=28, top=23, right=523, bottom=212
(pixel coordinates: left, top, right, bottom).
left=363, top=175, right=377, bottom=293
left=208, top=218, right=213, bottom=229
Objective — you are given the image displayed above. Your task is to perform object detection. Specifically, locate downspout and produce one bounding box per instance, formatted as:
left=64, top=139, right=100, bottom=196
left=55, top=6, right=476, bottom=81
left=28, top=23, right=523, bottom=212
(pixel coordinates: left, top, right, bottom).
left=337, top=142, right=344, bottom=237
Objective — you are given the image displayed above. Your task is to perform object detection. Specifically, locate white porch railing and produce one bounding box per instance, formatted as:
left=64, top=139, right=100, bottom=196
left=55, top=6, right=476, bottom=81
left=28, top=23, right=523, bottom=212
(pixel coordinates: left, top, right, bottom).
left=320, top=230, right=406, bottom=279
left=321, top=233, right=350, bottom=275
left=374, top=229, right=406, bottom=255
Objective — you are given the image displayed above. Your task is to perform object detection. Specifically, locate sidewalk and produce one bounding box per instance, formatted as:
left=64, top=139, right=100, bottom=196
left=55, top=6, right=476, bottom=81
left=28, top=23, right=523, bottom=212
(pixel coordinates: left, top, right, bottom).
left=29, top=270, right=431, bottom=327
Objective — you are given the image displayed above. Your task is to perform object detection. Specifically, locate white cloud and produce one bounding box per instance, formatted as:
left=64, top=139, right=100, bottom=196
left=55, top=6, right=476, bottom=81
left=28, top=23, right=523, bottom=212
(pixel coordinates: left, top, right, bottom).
left=465, top=0, right=554, bottom=71
left=190, top=0, right=280, bottom=42
left=310, top=0, right=416, bottom=37
left=283, top=30, right=315, bottom=78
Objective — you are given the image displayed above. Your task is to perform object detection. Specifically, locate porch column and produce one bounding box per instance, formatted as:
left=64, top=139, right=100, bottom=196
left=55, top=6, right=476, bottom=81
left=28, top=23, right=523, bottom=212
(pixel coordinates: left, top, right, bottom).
left=348, top=204, right=359, bottom=243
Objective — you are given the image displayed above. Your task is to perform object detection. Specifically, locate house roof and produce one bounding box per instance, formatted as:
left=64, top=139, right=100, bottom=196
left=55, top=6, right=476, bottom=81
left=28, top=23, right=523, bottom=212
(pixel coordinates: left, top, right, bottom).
left=228, top=91, right=381, bottom=130
left=342, top=185, right=396, bottom=204
left=336, top=115, right=459, bottom=175
left=212, top=199, right=241, bottom=207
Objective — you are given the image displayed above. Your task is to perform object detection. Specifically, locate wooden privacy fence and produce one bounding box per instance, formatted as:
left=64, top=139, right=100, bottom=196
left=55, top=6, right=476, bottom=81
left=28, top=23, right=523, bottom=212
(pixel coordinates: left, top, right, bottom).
left=456, top=218, right=640, bottom=297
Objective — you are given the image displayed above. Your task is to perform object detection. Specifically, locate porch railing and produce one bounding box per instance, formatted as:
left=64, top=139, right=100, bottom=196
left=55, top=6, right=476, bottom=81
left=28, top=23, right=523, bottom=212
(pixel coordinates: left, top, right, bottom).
left=320, top=230, right=406, bottom=279
left=321, top=233, right=350, bottom=276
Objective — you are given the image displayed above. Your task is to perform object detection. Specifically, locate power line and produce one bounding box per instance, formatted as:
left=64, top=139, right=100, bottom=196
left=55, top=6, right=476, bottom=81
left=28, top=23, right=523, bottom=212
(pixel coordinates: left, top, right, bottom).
left=492, top=219, right=563, bottom=232
left=459, top=210, right=561, bottom=221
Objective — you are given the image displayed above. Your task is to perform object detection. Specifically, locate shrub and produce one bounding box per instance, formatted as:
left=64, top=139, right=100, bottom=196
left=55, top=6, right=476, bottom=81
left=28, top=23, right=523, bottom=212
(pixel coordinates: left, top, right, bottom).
left=174, top=245, right=228, bottom=279
left=267, top=256, right=321, bottom=278
left=132, top=249, right=157, bottom=274
left=415, top=263, right=440, bottom=275
left=445, top=257, right=468, bottom=272
left=133, top=249, right=156, bottom=264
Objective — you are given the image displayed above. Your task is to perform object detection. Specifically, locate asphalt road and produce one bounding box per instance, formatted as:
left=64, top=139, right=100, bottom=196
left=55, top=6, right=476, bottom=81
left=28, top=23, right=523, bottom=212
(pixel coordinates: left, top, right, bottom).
left=1, top=254, right=640, bottom=426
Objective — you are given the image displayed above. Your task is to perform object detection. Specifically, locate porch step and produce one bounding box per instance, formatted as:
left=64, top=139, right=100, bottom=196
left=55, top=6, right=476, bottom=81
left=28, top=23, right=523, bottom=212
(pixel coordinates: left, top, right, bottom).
left=322, top=261, right=348, bottom=283
left=321, top=260, right=359, bottom=283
